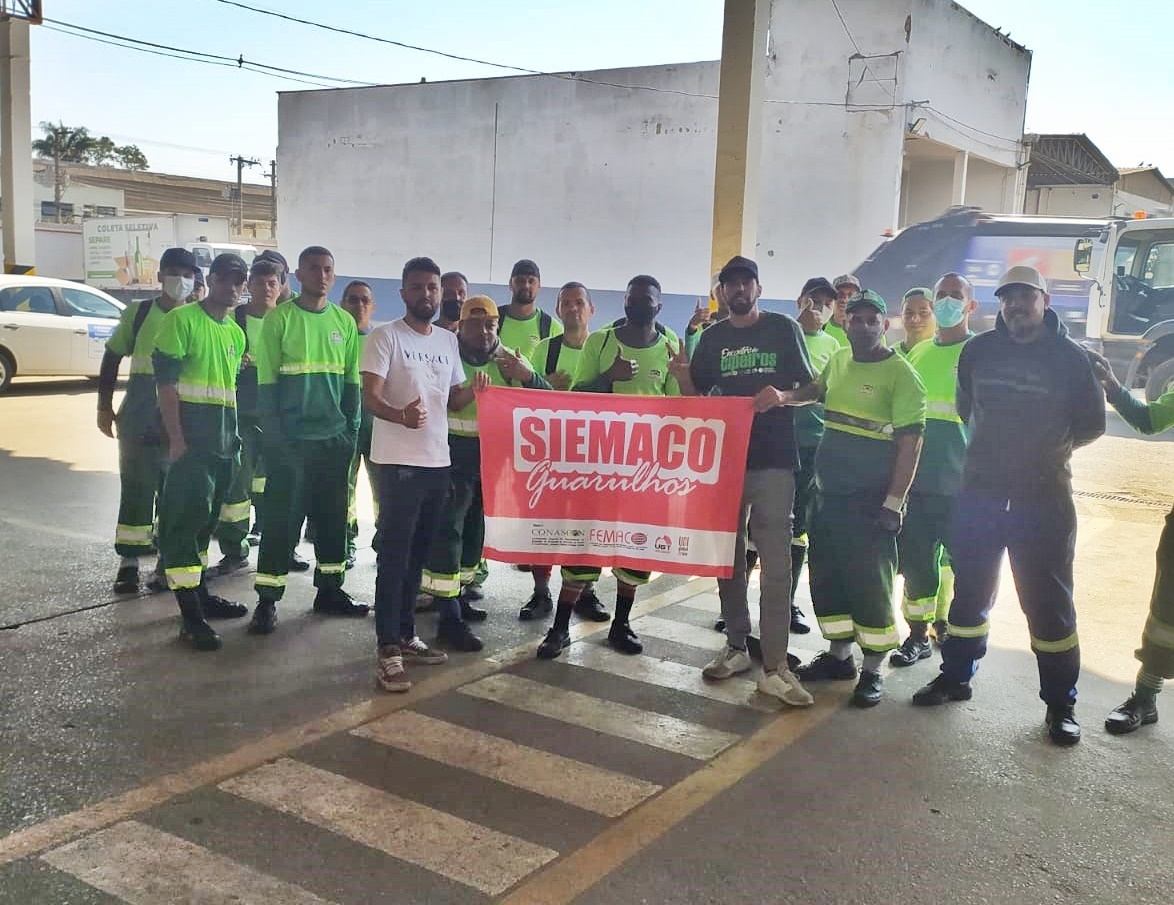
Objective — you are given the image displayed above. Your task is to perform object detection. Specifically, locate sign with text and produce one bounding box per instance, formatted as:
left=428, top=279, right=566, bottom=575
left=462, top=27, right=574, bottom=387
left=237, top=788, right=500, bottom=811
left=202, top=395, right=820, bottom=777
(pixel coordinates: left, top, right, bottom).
left=479, top=386, right=754, bottom=577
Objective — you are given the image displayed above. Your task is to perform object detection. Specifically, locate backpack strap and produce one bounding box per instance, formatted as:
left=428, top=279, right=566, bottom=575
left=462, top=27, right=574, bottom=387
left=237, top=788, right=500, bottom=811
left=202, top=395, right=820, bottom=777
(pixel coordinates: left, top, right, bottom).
left=235, top=306, right=250, bottom=353
left=545, top=335, right=564, bottom=376
left=538, top=310, right=552, bottom=340
left=129, top=298, right=154, bottom=350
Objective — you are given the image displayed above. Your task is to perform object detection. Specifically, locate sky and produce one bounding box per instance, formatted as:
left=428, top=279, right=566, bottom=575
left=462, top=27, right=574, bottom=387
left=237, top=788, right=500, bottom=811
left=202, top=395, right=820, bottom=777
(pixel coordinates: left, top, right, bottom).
left=26, top=0, right=1174, bottom=186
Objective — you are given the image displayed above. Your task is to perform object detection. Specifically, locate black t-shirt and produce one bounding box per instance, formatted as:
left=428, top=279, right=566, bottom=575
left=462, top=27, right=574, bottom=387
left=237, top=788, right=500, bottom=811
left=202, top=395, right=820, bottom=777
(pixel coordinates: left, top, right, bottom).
left=689, top=312, right=814, bottom=471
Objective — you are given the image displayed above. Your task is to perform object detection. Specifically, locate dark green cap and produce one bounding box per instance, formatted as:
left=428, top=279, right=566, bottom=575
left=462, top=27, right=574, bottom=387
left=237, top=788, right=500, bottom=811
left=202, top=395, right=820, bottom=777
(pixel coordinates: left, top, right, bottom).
left=902, top=286, right=933, bottom=302
left=846, top=289, right=886, bottom=315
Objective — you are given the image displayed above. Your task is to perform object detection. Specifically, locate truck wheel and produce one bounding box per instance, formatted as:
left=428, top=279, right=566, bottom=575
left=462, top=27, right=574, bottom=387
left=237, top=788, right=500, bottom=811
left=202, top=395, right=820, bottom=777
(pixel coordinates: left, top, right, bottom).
left=0, top=348, right=14, bottom=394
left=1145, top=357, right=1174, bottom=402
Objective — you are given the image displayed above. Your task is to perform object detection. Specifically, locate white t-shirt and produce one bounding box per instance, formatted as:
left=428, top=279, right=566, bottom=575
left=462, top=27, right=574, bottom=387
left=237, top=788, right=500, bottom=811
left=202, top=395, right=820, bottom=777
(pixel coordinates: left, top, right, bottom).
left=361, top=318, right=465, bottom=467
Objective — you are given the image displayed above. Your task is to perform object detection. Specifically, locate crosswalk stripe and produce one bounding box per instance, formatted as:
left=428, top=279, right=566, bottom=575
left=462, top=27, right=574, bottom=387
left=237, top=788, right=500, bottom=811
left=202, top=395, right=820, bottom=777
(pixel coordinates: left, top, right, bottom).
left=561, top=643, right=768, bottom=711
left=354, top=710, right=662, bottom=818
left=42, top=820, right=337, bottom=904
left=459, top=673, right=739, bottom=761
left=219, top=758, right=557, bottom=896
left=631, top=614, right=728, bottom=651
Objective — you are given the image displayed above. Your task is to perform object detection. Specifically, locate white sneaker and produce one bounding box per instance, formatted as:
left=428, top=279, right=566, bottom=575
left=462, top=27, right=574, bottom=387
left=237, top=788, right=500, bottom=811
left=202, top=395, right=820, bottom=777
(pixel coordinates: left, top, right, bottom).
left=376, top=647, right=412, bottom=693
left=401, top=635, right=448, bottom=665
left=703, top=644, right=752, bottom=680
left=758, top=668, right=815, bottom=707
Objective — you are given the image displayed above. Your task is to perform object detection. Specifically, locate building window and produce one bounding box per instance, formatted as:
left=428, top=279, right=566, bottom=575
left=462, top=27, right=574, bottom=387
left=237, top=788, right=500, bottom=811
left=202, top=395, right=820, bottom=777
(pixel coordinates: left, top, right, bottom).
left=40, top=201, right=75, bottom=220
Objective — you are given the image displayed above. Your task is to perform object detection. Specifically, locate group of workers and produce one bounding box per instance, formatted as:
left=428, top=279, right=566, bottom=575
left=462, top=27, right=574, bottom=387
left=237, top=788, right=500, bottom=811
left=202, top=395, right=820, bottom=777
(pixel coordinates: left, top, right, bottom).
left=96, top=244, right=1174, bottom=746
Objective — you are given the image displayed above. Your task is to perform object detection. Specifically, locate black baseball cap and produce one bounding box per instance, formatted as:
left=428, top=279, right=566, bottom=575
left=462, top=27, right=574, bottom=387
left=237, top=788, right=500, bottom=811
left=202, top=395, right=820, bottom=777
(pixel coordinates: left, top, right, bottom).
left=159, top=247, right=198, bottom=272
left=209, top=253, right=249, bottom=278
left=718, top=255, right=759, bottom=284
left=254, top=249, right=289, bottom=272
left=800, top=277, right=835, bottom=298
left=510, top=259, right=541, bottom=280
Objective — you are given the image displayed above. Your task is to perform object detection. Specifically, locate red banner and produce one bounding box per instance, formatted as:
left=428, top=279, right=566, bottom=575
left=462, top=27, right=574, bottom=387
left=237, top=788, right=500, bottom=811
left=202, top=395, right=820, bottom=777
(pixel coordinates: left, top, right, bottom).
left=478, top=386, right=754, bottom=578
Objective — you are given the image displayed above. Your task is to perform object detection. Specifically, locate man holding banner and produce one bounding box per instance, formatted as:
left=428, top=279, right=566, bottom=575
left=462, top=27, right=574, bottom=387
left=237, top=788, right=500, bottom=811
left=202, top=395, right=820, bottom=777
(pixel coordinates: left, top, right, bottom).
left=672, top=255, right=817, bottom=707
left=535, top=275, right=682, bottom=660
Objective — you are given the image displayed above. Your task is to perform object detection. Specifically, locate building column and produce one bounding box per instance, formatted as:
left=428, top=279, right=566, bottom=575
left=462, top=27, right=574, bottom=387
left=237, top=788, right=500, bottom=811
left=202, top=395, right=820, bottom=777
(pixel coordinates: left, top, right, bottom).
left=710, top=0, right=768, bottom=277
left=0, top=19, right=34, bottom=274
left=951, top=149, right=970, bottom=207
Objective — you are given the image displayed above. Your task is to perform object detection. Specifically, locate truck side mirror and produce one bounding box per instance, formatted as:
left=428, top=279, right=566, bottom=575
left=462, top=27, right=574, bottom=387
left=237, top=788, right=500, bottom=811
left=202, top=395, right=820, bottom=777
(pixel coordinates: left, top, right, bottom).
left=1073, top=238, right=1093, bottom=274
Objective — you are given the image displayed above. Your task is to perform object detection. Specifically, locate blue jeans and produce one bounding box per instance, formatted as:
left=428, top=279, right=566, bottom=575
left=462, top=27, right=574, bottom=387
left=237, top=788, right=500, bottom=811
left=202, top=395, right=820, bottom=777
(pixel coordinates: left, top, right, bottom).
left=940, top=487, right=1080, bottom=705
left=374, top=464, right=450, bottom=646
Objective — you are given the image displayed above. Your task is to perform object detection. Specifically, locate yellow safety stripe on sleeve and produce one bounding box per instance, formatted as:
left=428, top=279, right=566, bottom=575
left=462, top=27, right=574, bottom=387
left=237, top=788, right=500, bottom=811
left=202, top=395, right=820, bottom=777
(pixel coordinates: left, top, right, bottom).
left=219, top=499, right=252, bottom=524
left=925, top=399, right=962, bottom=422
left=855, top=623, right=901, bottom=651
left=1031, top=631, right=1080, bottom=654
left=255, top=573, right=287, bottom=589
left=250, top=476, right=267, bottom=494
left=902, top=595, right=938, bottom=622
left=115, top=524, right=154, bottom=544
left=421, top=571, right=461, bottom=597
left=446, top=416, right=480, bottom=435
left=176, top=382, right=236, bottom=406
left=317, top=562, right=346, bottom=575
left=947, top=620, right=989, bottom=639
left=277, top=362, right=347, bottom=376
left=823, top=410, right=893, bottom=441
left=613, top=568, right=652, bottom=586
left=1143, top=615, right=1174, bottom=650
left=792, top=532, right=809, bottom=548
left=165, top=565, right=203, bottom=590
left=816, top=614, right=856, bottom=640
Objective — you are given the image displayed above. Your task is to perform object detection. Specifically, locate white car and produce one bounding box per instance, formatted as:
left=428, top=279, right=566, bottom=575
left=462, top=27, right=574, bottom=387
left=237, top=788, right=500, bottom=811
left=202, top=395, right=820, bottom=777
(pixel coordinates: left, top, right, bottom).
left=0, top=275, right=127, bottom=393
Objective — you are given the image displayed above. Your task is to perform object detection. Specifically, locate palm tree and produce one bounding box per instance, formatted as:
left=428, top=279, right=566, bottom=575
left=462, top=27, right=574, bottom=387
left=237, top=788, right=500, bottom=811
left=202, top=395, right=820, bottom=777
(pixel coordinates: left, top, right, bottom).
left=31, top=122, right=94, bottom=221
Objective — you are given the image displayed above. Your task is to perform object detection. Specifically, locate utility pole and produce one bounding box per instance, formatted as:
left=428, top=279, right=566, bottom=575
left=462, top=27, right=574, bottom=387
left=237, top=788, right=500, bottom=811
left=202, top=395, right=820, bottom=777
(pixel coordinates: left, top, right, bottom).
left=263, top=158, right=276, bottom=239
left=1, top=15, right=35, bottom=273
left=229, top=154, right=259, bottom=237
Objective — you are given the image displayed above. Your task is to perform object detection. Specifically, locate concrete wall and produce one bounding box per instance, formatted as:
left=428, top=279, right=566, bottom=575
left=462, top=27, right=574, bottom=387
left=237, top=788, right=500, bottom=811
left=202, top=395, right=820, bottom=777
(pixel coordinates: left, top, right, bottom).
left=1024, top=185, right=1115, bottom=217
left=277, top=0, right=1030, bottom=312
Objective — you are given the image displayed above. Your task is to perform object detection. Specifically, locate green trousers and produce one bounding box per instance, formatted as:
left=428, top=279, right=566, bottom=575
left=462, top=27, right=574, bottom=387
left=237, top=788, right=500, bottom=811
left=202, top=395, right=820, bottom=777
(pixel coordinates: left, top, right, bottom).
left=255, top=433, right=354, bottom=601
left=1137, top=509, right=1174, bottom=678
left=214, top=415, right=264, bottom=559
left=421, top=469, right=485, bottom=599
left=809, top=491, right=900, bottom=652
left=115, top=435, right=167, bottom=558
left=157, top=450, right=235, bottom=590
left=897, top=492, right=954, bottom=625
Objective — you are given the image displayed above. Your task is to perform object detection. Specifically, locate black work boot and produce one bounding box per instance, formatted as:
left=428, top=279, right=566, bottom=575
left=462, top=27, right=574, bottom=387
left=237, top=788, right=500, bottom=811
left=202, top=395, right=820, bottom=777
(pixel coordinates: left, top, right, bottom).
left=176, top=589, right=221, bottom=651
left=197, top=581, right=248, bottom=619
left=248, top=599, right=278, bottom=635
left=1045, top=704, right=1081, bottom=746
left=113, top=564, right=140, bottom=595
left=1105, top=694, right=1159, bottom=735
left=459, top=592, right=488, bottom=622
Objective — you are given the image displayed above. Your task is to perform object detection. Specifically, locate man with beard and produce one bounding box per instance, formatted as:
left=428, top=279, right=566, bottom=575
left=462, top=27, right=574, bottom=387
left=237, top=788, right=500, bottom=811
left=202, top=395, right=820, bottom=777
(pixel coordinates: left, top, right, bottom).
left=499, top=259, right=562, bottom=359
left=247, top=246, right=367, bottom=635
left=913, top=266, right=1104, bottom=747
left=421, top=296, right=552, bottom=651
left=784, top=290, right=926, bottom=708
left=519, top=282, right=609, bottom=622
left=890, top=274, right=976, bottom=667
left=361, top=257, right=487, bottom=692
left=672, top=257, right=817, bottom=707
left=827, top=274, right=860, bottom=347
left=437, top=271, right=467, bottom=332
left=535, top=275, right=680, bottom=660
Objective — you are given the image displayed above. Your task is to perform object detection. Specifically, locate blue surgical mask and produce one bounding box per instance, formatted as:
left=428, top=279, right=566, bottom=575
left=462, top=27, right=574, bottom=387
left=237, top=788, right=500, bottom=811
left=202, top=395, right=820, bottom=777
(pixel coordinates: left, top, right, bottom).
left=934, top=296, right=966, bottom=329
left=163, top=275, right=195, bottom=302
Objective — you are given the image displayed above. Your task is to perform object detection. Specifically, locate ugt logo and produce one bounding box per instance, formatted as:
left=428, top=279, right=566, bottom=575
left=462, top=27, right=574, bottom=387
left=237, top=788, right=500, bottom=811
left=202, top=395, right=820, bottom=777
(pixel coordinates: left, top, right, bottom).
left=654, top=535, right=672, bottom=552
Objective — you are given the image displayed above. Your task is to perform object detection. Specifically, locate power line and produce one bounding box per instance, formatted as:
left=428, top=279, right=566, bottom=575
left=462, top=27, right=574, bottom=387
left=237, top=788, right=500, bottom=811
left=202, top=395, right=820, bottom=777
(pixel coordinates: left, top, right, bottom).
left=41, top=18, right=376, bottom=89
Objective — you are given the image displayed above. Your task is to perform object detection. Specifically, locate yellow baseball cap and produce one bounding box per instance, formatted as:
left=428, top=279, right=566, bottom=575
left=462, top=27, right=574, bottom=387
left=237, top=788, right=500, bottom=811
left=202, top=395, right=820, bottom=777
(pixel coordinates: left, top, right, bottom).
left=459, top=295, right=499, bottom=320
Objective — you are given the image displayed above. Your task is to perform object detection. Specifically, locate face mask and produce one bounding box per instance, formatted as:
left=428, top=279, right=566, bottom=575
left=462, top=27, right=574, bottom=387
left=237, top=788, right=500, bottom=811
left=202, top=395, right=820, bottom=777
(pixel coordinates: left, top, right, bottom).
left=441, top=297, right=462, bottom=322
left=163, top=275, right=195, bottom=301
left=934, top=296, right=966, bottom=329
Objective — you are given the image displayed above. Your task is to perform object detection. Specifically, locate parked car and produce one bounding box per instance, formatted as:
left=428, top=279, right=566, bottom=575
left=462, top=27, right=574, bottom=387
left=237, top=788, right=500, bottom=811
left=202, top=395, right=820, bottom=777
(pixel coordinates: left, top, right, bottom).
left=0, top=275, right=126, bottom=393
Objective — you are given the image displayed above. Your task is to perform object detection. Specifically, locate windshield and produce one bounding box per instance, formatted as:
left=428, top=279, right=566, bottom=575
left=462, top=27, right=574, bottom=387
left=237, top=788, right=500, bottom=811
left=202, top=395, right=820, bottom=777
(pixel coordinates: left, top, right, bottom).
left=1109, top=228, right=1174, bottom=335
left=214, top=247, right=256, bottom=267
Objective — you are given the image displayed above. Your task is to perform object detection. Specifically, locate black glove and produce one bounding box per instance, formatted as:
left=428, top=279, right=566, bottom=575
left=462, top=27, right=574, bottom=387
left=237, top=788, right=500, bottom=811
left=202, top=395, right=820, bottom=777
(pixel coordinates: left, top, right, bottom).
left=876, top=504, right=903, bottom=534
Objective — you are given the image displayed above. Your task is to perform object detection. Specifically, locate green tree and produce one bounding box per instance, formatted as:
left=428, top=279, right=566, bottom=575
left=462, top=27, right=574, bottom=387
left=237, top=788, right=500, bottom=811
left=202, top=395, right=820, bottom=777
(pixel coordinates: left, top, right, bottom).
left=31, top=121, right=94, bottom=221
left=87, top=136, right=117, bottom=166
left=114, top=145, right=149, bottom=171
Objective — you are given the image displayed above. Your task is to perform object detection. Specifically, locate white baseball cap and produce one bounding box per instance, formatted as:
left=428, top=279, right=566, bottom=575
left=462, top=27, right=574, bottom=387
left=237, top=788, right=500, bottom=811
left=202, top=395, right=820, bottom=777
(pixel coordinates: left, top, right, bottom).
left=995, top=265, right=1048, bottom=296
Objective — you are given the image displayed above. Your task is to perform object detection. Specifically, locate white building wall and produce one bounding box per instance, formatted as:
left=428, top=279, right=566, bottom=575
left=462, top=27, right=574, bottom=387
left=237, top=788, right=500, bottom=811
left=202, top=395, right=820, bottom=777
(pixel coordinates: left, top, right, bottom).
left=1024, top=185, right=1115, bottom=217
left=278, top=0, right=1030, bottom=300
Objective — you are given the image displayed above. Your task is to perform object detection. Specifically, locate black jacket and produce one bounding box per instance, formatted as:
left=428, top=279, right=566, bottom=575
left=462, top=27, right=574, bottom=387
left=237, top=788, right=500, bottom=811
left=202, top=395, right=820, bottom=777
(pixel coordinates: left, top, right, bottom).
left=957, top=308, right=1104, bottom=497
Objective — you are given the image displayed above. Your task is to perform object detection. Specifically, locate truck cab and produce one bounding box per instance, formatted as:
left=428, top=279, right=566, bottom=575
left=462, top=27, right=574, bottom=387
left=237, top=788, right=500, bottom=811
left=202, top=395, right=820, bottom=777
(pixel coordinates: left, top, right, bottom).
left=1076, top=217, right=1174, bottom=400
left=185, top=241, right=258, bottom=274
